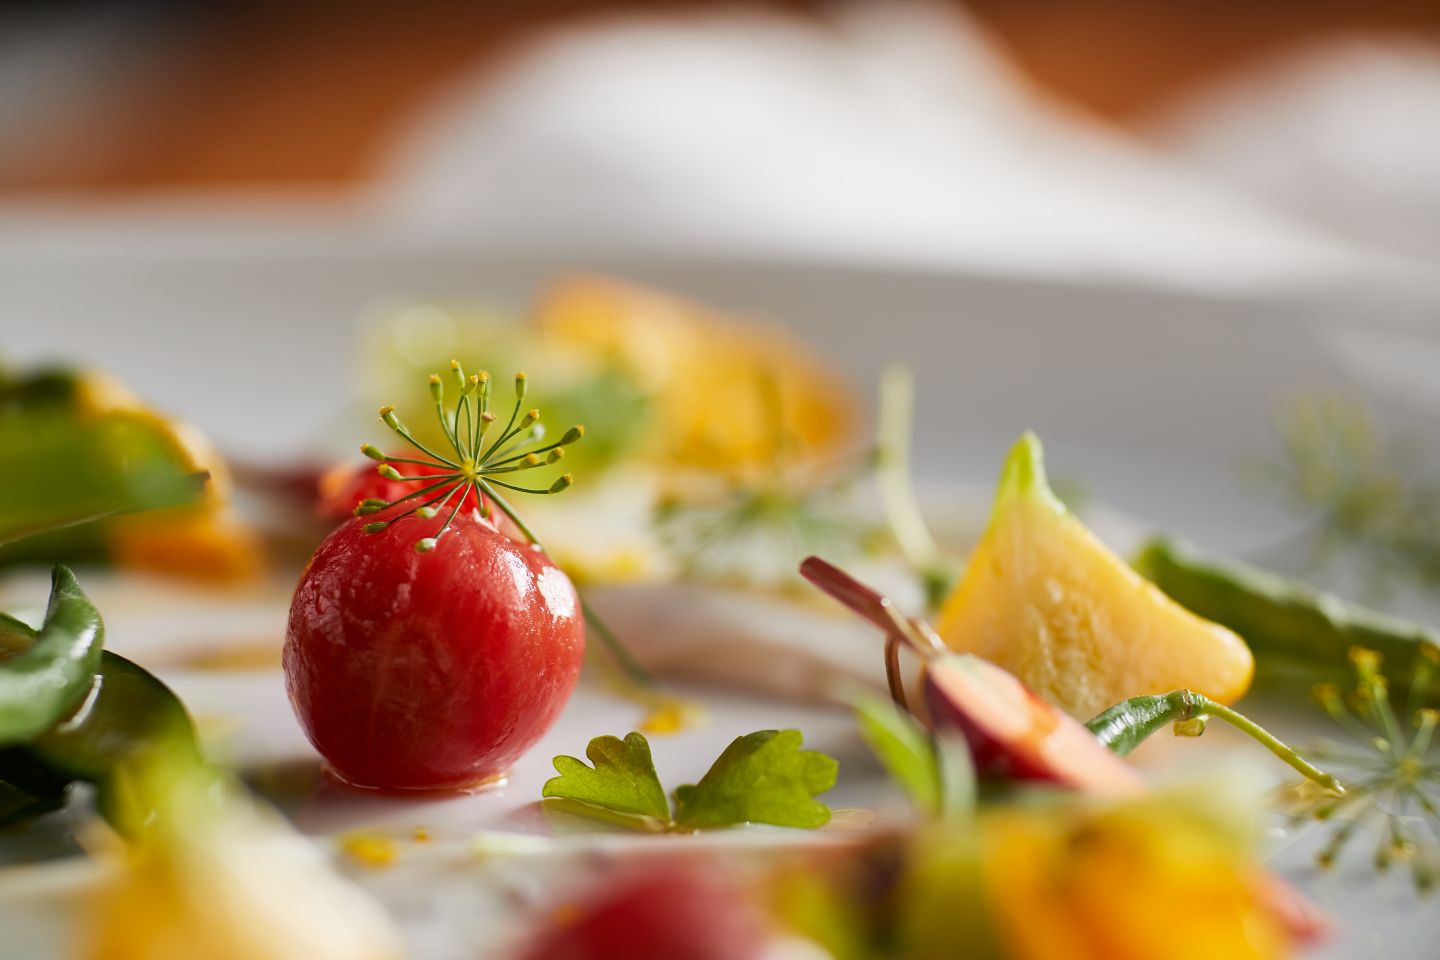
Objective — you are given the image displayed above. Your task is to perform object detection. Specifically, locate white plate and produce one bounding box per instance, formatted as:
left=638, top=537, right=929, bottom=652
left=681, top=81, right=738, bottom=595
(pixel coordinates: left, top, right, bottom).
left=4, top=245, right=1440, bottom=957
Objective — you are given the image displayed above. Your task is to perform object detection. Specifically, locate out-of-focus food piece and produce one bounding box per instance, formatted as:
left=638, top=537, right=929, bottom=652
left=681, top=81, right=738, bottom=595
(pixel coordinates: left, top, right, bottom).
left=924, top=654, right=1146, bottom=797
left=0, top=567, right=105, bottom=750
left=358, top=301, right=650, bottom=478
left=975, top=787, right=1294, bottom=960
left=287, top=370, right=587, bottom=792
left=515, top=863, right=772, bottom=960
left=518, top=467, right=674, bottom=584
left=354, top=278, right=861, bottom=594
left=0, top=365, right=262, bottom=581
left=83, top=758, right=404, bottom=960
left=1135, top=534, right=1440, bottom=694
left=935, top=433, right=1253, bottom=718
left=533, top=275, right=856, bottom=474
left=287, top=509, right=586, bottom=790
left=108, top=510, right=262, bottom=582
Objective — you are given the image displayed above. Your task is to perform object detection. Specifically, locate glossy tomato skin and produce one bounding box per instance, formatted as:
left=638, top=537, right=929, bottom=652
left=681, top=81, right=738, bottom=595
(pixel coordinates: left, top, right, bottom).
left=284, top=509, right=584, bottom=790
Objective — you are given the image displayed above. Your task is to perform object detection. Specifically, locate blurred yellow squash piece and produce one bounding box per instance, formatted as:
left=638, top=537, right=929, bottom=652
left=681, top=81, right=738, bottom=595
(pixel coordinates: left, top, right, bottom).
left=980, top=789, right=1291, bottom=960
left=935, top=433, right=1253, bottom=719
left=533, top=275, right=854, bottom=474
left=85, top=761, right=403, bottom=960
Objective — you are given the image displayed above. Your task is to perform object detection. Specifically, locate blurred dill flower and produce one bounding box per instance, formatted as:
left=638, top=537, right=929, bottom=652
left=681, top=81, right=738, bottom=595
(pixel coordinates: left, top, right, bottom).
left=1254, top=395, right=1440, bottom=597
left=1274, top=645, right=1440, bottom=892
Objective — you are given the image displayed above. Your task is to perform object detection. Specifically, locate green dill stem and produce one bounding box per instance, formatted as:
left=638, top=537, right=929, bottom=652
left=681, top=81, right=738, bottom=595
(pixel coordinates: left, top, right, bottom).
left=429, top=375, right=462, bottom=456
left=458, top=391, right=474, bottom=462
left=371, top=454, right=451, bottom=469
left=1408, top=710, right=1438, bottom=759
left=1203, top=699, right=1343, bottom=792
left=487, top=412, right=541, bottom=463
left=380, top=409, right=458, bottom=468
left=382, top=470, right=463, bottom=484
left=1086, top=690, right=1343, bottom=793
left=488, top=424, right=545, bottom=463
left=1407, top=651, right=1437, bottom=719
left=487, top=439, right=547, bottom=470
left=876, top=363, right=955, bottom=611
left=471, top=373, right=491, bottom=455
left=580, top=597, right=656, bottom=688
left=483, top=478, right=559, bottom=496
left=473, top=479, right=543, bottom=546
left=358, top=476, right=456, bottom=517
left=476, top=478, right=654, bottom=688
left=482, top=458, right=545, bottom=475
left=377, top=486, right=459, bottom=530
left=481, top=376, right=527, bottom=462
left=423, top=486, right=469, bottom=550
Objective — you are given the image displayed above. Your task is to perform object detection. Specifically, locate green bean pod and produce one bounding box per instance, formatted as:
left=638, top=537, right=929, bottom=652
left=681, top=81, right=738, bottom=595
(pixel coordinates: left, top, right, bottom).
left=1134, top=536, right=1440, bottom=690
left=0, top=596, right=199, bottom=832
left=0, top=566, right=104, bottom=747
left=28, top=649, right=199, bottom=785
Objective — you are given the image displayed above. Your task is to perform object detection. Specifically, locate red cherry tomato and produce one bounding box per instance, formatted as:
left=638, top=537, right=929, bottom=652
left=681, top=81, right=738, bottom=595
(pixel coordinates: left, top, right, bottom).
left=284, top=508, right=584, bottom=790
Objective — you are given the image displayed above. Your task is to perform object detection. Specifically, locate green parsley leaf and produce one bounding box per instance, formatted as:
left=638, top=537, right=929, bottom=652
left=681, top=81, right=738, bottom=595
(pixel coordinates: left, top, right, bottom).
left=541, top=732, right=669, bottom=820
left=541, top=729, right=839, bottom=833
left=673, top=729, right=837, bottom=831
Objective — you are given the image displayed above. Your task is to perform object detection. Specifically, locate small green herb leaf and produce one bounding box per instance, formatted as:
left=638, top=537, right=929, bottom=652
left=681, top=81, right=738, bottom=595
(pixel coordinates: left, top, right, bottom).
left=673, top=729, right=837, bottom=831
left=856, top=697, right=940, bottom=816
left=933, top=732, right=976, bottom=822
left=855, top=698, right=975, bottom=822
left=541, top=732, right=669, bottom=820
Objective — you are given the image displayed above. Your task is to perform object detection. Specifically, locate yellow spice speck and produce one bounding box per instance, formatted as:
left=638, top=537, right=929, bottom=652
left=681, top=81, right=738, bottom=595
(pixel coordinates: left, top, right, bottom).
left=339, top=833, right=398, bottom=869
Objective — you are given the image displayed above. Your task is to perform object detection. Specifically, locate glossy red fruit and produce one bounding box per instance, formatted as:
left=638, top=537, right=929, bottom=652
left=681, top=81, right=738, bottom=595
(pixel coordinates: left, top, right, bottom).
left=284, top=508, right=584, bottom=790
left=518, top=864, right=770, bottom=960
left=924, top=654, right=1146, bottom=797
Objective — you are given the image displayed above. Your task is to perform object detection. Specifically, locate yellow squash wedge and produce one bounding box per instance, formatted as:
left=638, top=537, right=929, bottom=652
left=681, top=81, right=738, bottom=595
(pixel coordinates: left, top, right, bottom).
left=935, top=433, right=1253, bottom=719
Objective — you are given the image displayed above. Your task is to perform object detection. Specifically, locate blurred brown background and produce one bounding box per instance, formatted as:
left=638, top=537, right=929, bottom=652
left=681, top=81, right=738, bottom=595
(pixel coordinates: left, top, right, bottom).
left=6, top=0, right=1440, bottom=194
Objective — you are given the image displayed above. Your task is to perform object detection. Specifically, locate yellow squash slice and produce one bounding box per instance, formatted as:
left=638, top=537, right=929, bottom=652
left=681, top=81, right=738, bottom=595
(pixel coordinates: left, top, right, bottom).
left=935, top=433, right=1253, bottom=719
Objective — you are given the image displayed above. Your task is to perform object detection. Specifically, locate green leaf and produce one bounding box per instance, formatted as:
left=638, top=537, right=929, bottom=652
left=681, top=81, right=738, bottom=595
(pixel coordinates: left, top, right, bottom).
left=933, top=731, right=976, bottom=822
left=541, top=732, right=670, bottom=820
left=856, top=697, right=941, bottom=816
left=0, top=409, right=205, bottom=549
left=673, top=729, right=837, bottom=831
